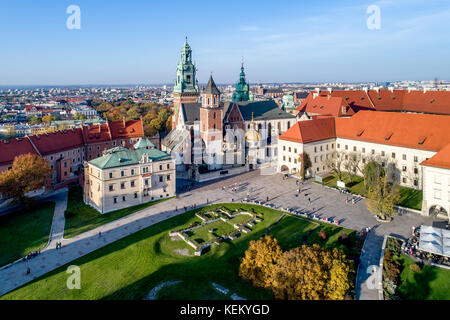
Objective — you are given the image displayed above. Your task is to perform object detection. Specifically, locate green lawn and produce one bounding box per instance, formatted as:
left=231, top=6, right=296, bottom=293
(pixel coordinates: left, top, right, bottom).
left=229, top=213, right=253, bottom=225
left=189, top=219, right=237, bottom=244
left=64, top=187, right=170, bottom=238
left=397, top=255, right=450, bottom=300
left=398, top=187, right=423, bottom=211
left=318, top=174, right=423, bottom=210
left=2, top=203, right=361, bottom=300
left=0, top=202, right=55, bottom=267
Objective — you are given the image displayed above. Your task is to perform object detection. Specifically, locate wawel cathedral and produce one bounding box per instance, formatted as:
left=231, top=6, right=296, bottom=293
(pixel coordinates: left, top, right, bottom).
left=162, top=38, right=295, bottom=180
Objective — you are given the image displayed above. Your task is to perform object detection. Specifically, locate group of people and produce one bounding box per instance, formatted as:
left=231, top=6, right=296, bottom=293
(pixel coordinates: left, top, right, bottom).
left=55, top=242, right=63, bottom=250
left=403, top=226, right=450, bottom=267
left=22, top=250, right=41, bottom=262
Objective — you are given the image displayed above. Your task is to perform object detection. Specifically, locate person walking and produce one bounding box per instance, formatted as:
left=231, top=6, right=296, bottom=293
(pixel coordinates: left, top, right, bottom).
left=99, top=231, right=102, bottom=238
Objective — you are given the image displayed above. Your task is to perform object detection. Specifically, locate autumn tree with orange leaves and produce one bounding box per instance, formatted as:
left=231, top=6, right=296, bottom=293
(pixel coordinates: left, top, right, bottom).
left=239, top=239, right=354, bottom=300
left=0, top=154, right=52, bottom=202
left=239, top=236, right=282, bottom=289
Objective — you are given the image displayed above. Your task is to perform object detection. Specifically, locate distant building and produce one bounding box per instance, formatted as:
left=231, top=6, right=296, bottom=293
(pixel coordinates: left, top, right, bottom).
left=83, top=138, right=175, bottom=214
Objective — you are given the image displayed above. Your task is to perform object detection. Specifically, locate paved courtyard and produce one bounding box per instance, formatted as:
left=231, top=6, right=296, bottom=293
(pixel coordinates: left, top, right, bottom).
left=0, top=170, right=445, bottom=298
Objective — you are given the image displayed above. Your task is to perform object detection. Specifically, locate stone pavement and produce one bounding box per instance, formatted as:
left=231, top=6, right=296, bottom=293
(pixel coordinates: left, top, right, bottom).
left=0, top=170, right=444, bottom=298
left=355, top=230, right=384, bottom=300
left=47, top=190, right=68, bottom=248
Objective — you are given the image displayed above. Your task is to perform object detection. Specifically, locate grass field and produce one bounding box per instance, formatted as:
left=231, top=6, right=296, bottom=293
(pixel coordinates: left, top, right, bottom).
left=0, top=202, right=55, bottom=267
left=2, top=203, right=362, bottom=300
left=64, top=187, right=169, bottom=238
left=318, top=174, right=423, bottom=210
left=397, top=255, right=450, bottom=300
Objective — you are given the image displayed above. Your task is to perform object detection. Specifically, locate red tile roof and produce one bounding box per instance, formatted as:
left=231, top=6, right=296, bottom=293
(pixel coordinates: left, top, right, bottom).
left=302, top=89, right=450, bottom=115
left=279, top=118, right=336, bottom=144
left=82, top=119, right=144, bottom=143
left=0, top=138, right=40, bottom=166
left=29, top=128, right=84, bottom=156
left=108, top=119, right=144, bottom=139
left=297, top=95, right=354, bottom=117
left=421, top=144, right=450, bottom=170
left=335, top=111, right=450, bottom=152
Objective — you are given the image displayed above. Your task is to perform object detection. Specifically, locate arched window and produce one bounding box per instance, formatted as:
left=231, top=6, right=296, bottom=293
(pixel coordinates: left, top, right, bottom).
left=213, top=112, right=216, bottom=119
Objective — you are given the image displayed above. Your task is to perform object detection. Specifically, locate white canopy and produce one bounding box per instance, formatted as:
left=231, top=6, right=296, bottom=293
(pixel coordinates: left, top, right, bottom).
left=419, top=225, right=450, bottom=257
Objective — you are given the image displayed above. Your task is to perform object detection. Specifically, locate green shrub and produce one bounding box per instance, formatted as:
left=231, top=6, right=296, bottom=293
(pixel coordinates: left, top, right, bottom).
left=410, top=263, right=421, bottom=273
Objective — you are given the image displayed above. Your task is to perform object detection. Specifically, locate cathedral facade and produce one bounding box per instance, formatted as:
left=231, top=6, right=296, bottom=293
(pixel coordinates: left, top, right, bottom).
left=162, top=39, right=296, bottom=180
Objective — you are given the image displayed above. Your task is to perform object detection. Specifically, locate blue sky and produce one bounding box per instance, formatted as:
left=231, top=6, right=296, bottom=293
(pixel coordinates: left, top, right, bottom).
left=0, top=0, right=449, bottom=85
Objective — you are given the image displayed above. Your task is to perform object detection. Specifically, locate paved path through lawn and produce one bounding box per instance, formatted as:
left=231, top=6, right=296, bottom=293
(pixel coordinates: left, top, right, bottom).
left=0, top=171, right=444, bottom=298
left=47, top=190, right=68, bottom=249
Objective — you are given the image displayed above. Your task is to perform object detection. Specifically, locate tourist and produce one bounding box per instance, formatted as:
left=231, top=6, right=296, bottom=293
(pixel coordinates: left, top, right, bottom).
left=99, top=231, right=102, bottom=237
left=26, top=267, right=30, bottom=275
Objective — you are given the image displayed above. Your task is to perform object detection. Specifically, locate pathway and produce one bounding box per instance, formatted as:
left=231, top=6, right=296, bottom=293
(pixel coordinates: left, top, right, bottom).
left=355, top=230, right=384, bottom=300
left=0, top=170, right=443, bottom=298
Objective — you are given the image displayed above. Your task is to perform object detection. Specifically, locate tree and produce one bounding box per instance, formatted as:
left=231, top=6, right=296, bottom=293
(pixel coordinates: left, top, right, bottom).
left=239, top=236, right=282, bottom=289
left=325, top=150, right=346, bottom=181
left=363, top=160, right=384, bottom=190
left=344, top=152, right=361, bottom=183
left=269, top=244, right=353, bottom=300
left=29, top=116, right=42, bottom=125
left=41, top=114, right=53, bottom=124
left=149, top=118, right=164, bottom=132
left=298, top=152, right=312, bottom=180
left=74, top=112, right=86, bottom=120
left=0, top=154, right=52, bottom=202
left=366, top=176, right=400, bottom=220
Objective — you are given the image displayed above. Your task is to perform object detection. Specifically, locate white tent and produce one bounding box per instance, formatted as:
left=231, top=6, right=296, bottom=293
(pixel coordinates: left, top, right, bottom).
left=419, top=225, right=450, bottom=257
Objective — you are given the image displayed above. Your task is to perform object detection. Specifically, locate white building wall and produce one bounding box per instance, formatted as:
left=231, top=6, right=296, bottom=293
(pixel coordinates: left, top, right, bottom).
left=422, top=165, right=450, bottom=220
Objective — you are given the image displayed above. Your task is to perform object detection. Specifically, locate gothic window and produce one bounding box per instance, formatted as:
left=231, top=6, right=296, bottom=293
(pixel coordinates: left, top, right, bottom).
left=187, top=75, right=191, bottom=83
left=213, top=112, right=216, bottom=119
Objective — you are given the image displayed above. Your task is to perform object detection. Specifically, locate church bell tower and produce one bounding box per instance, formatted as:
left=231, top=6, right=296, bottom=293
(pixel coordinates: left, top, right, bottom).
left=172, top=37, right=199, bottom=128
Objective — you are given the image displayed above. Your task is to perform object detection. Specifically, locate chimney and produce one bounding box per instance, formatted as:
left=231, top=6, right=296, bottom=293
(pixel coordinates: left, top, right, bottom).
left=423, top=88, right=428, bottom=94
left=375, top=87, right=380, bottom=93
left=388, top=86, right=394, bottom=93
left=327, top=87, right=332, bottom=94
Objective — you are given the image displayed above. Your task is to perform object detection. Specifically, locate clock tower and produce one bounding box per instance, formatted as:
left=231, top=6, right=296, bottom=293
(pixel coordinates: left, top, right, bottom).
left=173, top=37, right=199, bottom=128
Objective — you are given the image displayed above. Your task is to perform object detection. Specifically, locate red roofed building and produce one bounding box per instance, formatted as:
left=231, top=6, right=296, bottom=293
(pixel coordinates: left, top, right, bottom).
left=0, top=138, right=40, bottom=173
left=299, top=88, right=450, bottom=116
left=278, top=111, right=450, bottom=220
left=0, top=119, right=145, bottom=188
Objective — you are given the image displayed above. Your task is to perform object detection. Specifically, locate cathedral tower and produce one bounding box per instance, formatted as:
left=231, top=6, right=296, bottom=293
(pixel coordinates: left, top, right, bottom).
left=200, top=75, right=223, bottom=168
left=232, top=61, right=250, bottom=102
left=173, top=37, right=199, bottom=128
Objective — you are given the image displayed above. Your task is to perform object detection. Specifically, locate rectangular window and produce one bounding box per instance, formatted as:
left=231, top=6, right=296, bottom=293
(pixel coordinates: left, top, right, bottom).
left=381, top=151, right=385, bottom=157
left=371, top=149, right=375, bottom=155
left=434, top=190, right=441, bottom=200
left=109, top=185, right=114, bottom=192
left=167, top=175, right=171, bottom=181
left=159, top=176, right=163, bottom=182
left=362, top=148, right=365, bottom=153
left=414, top=156, right=418, bottom=162
left=435, top=175, right=441, bottom=184
left=353, top=146, right=357, bottom=152
left=131, top=180, right=135, bottom=187
left=114, top=197, right=117, bottom=204
left=403, top=154, right=407, bottom=161
left=122, top=196, right=126, bottom=202
left=131, top=169, right=135, bottom=175
left=134, top=193, right=138, bottom=199
left=121, top=170, right=125, bottom=177
left=402, top=166, right=407, bottom=172
left=392, top=153, right=396, bottom=159
left=121, top=183, right=125, bottom=189
left=109, top=172, right=113, bottom=179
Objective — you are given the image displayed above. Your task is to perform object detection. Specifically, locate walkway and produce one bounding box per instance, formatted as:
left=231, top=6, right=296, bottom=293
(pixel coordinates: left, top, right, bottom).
left=0, top=170, right=444, bottom=297
left=355, top=230, right=384, bottom=300
left=47, top=190, right=68, bottom=248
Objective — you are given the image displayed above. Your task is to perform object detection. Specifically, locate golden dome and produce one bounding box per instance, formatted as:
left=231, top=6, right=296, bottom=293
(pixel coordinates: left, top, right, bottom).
left=245, top=112, right=261, bottom=142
